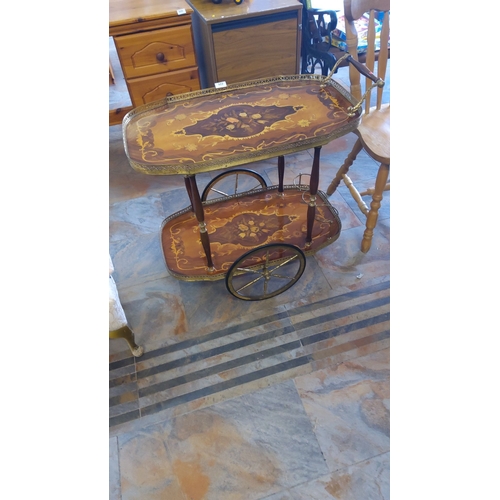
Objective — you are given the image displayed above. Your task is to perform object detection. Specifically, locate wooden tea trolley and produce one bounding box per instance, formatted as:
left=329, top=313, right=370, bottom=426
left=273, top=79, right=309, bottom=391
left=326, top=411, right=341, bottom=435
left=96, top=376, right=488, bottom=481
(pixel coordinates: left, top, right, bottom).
left=122, top=57, right=383, bottom=300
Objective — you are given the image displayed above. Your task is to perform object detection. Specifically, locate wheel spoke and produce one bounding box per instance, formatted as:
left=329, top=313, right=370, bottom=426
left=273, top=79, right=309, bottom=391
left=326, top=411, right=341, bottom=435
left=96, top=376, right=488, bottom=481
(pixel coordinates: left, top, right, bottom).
left=202, top=169, right=267, bottom=202
left=235, top=267, right=264, bottom=275
left=264, top=250, right=270, bottom=271
left=210, top=187, right=230, bottom=197
left=226, top=243, right=305, bottom=301
left=236, top=275, right=264, bottom=293
left=269, top=255, right=298, bottom=272
left=268, top=272, right=296, bottom=280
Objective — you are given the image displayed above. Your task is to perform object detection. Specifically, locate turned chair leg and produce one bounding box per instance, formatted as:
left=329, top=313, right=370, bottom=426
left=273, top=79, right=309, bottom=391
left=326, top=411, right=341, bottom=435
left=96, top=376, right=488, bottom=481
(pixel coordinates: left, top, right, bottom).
left=361, top=163, right=390, bottom=253
left=109, top=325, right=144, bottom=357
left=326, top=139, right=363, bottom=196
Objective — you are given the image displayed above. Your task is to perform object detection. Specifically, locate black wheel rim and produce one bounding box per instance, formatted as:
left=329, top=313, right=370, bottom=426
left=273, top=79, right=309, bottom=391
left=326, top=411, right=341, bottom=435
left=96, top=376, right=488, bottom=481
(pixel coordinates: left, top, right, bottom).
left=226, top=243, right=306, bottom=301
left=201, top=169, right=267, bottom=202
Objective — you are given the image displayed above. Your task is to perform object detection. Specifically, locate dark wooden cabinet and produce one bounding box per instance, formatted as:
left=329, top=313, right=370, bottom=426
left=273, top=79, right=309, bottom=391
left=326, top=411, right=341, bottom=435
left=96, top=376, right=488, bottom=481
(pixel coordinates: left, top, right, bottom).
left=187, top=0, right=302, bottom=88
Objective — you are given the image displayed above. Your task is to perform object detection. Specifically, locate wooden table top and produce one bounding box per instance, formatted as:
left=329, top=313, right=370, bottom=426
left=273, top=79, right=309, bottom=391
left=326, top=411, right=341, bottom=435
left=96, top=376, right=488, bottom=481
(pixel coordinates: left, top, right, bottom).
left=109, top=0, right=193, bottom=33
left=186, top=0, right=302, bottom=24
left=123, top=75, right=360, bottom=176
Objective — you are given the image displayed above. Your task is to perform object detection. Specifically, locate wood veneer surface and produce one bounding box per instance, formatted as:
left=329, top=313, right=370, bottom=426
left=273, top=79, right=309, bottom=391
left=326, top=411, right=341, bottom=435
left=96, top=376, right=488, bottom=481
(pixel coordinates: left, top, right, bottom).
left=187, top=0, right=301, bottom=24
left=110, top=0, right=193, bottom=28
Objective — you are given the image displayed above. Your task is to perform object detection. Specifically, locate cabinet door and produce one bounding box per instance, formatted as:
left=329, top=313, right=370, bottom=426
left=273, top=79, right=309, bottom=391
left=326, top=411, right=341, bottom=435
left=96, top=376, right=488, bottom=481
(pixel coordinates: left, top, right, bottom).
left=127, top=68, right=201, bottom=106
left=212, top=11, right=299, bottom=85
left=116, top=25, right=197, bottom=79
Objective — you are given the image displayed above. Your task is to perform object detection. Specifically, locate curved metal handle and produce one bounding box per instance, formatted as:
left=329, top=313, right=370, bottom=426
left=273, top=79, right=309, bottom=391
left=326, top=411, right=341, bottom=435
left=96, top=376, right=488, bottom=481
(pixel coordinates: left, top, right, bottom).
left=347, top=56, right=384, bottom=87
left=320, top=53, right=385, bottom=116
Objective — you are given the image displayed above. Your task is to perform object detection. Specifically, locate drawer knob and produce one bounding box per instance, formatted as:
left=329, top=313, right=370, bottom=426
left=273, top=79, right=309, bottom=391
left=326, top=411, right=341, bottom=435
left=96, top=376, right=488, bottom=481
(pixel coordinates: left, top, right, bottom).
left=156, top=52, right=165, bottom=62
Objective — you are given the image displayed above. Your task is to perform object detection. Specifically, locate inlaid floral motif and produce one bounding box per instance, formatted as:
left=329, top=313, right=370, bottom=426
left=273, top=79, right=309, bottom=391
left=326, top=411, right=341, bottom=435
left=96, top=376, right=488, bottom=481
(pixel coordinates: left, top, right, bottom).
left=210, top=212, right=294, bottom=247
left=179, top=104, right=302, bottom=139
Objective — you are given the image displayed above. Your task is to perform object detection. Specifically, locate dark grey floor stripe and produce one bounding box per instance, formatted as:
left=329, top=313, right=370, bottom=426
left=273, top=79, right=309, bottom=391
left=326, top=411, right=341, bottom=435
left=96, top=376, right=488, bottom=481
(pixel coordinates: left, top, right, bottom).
left=109, top=409, right=141, bottom=428
left=109, top=281, right=390, bottom=428
left=109, top=387, right=139, bottom=407
left=135, top=311, right=290, bottom=362
left=137, top=324, right=296, bottom=380
left=287, top=279, right=389, bottom=318
left=134, top=296, right=388, bottom=381
left=109, top=280, right=389, bottom=372
left=301, top=312, right=390, bottom=346
left=109, top=356, right=135, bottom=372
left=110, top=329, right=390, bottom=428
left=137, top=339, right=302, bottom=399
left=108, top=311, right=290, bottom=372
left=293, top=295, right=389, bottom=333
left=109, top=372, right=137, bottom=390
left=134, top=311, right=389, bottom=402
left=140, top=355, right=312, bottom=417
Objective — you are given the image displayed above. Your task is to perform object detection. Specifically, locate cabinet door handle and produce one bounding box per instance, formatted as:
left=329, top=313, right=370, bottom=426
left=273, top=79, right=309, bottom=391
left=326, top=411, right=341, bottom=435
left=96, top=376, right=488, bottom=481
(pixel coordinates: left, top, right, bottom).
left=156, top=52, right=165, bottom=62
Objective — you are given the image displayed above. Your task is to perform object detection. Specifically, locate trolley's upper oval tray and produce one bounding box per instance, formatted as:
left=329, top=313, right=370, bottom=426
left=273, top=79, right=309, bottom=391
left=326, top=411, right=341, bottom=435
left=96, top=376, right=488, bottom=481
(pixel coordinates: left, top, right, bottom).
left=122, top=75, right=361, bottom=176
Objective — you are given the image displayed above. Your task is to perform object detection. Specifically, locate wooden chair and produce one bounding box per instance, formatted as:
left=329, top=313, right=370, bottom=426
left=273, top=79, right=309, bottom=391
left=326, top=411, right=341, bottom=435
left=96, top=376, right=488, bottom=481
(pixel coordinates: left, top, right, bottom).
left=325, top=0, right=390, bottom=253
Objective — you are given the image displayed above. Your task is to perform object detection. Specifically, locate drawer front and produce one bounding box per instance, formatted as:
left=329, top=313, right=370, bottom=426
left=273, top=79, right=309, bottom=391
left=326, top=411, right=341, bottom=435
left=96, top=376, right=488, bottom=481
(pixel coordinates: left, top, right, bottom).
left=127, top=68, right=201, bottom=106
left=116, top=25, right=197, bottom=79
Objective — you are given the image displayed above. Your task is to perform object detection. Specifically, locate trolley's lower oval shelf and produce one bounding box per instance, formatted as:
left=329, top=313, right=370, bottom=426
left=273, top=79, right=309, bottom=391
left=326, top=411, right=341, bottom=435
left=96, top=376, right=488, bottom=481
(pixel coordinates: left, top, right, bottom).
left=160, top=185, right=341, bottom=281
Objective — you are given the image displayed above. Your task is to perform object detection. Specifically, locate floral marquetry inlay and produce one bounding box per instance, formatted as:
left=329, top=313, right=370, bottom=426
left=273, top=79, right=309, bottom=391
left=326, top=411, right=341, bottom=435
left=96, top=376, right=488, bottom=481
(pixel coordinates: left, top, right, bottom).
left=123, top=75, right=360, bottom=175
left=160, top=187, right=341, bottom=280
left=180, top=104, right=302, bottom=139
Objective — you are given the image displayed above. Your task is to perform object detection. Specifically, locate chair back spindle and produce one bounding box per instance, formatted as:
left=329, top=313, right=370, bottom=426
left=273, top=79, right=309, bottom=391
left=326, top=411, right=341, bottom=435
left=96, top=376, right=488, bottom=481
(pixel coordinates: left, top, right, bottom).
left=344, top=0, right=390, bottom=114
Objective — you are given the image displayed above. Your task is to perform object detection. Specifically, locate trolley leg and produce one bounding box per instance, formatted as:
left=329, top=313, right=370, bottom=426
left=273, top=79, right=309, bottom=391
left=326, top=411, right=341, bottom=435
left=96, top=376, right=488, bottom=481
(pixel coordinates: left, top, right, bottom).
left=278, top=155, right=285, bottom=196
left=184, top=175, right=194, bottom=211
left=187, top=175, right=215, bottom=271
left=306, top=146, right=321, bottom=246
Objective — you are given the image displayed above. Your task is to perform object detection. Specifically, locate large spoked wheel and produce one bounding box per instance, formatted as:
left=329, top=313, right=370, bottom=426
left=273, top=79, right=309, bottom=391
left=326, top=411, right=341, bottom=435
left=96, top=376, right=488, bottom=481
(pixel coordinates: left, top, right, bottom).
left=226, top=243, right=306, bottom=301
left=201, top=168, right=267, bottom=202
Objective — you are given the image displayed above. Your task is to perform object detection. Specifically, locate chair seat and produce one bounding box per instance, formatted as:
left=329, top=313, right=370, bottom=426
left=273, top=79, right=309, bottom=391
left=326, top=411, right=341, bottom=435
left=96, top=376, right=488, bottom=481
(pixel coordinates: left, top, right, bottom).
left=356, top=103, right=390, bottom=163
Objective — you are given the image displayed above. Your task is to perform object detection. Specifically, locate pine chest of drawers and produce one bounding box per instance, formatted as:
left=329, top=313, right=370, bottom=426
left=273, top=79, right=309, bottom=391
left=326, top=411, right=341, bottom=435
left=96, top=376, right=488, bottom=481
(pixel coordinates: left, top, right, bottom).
left=109, top=0, right=201, bottom=125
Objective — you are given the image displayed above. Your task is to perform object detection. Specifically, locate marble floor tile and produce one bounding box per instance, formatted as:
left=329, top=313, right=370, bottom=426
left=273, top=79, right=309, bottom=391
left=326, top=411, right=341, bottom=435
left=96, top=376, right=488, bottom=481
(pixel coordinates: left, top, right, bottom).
left=314, top=223, right=390, bottom=295
left=109, top=194, right=167, bottom=243
left=110, top=436, right=121, bottom=500
left=159, top=187, right=193, bottom=216
left=294, top=348, right=390, bottom=472
left=162, top=380, right=329, bottom=500
left=113, top=277, right=187, bottom=351
left=109, top=232, right=169, bottom=287
left=118, top=426, right=186, bottom=500
left=116, top=381, right=330, bottom=499
left=173, top=254, right=334, bottom=334
left=271, top=452, right=389, bottom=500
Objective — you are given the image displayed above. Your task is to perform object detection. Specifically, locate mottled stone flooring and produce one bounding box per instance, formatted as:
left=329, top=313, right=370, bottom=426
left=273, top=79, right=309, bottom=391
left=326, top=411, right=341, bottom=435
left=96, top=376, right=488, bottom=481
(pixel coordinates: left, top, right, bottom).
left=110, top=64, right=390, bottom=499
